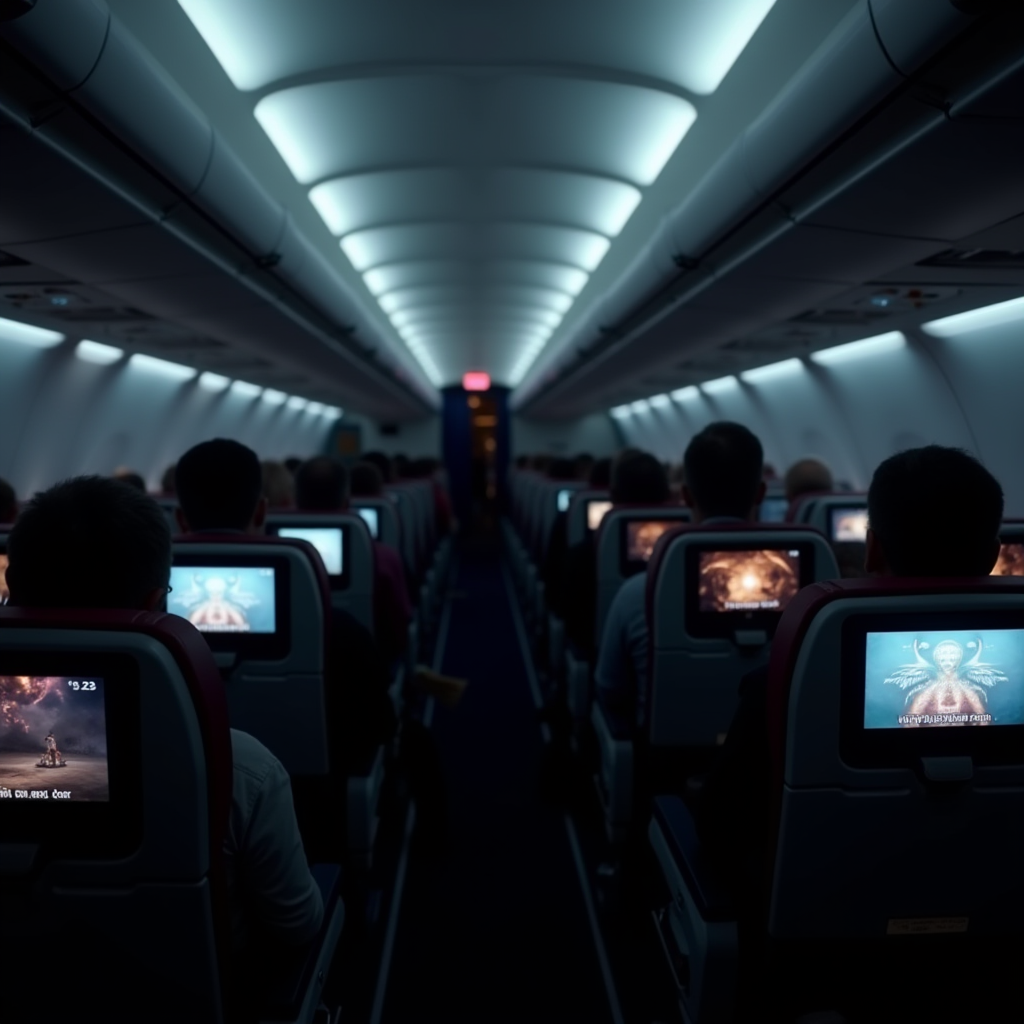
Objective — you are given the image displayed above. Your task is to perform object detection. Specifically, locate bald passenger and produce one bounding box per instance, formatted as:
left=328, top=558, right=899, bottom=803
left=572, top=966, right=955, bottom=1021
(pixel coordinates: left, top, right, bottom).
left=784, top=457, right=833, bottom=503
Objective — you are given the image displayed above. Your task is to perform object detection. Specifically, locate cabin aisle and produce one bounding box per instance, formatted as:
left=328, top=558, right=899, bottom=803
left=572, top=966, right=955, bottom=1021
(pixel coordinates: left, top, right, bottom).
left=379, top=536, right=615, bottom=1024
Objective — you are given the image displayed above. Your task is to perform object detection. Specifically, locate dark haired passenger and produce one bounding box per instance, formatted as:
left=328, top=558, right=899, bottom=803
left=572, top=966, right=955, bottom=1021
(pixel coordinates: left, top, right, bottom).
left=696, top=445, right=1004, bottom=895
left=113, top=469, right=147, bottom=493
left=175, top=441, right=396, bottom=768
left=0, top=476, right=17, bottom=524
left=360, top=451, right=393, bottom=486
left=295, top=456, right=412, bottom=666
left=784, top=456, right=833, bottom=506
left=595, top=423, right=765, bottom=726
left=284, top=456, right=303, bottom=476
left=350, top=461, right=385, bottom=498
left=261, top=459, right=295, bottom=510
left=4, top=475, right=324, bottom=953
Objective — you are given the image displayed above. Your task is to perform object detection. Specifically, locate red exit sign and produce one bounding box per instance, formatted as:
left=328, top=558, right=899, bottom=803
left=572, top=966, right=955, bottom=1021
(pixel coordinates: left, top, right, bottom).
left=462, top=371, right=491, bottom=391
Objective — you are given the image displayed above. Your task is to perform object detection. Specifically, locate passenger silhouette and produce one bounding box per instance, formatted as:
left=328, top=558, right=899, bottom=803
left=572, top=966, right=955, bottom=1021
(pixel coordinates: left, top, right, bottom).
left=4, top=475, right=325, bottom=953
left=784, top=456, right=833, bottom=503
left=0, top=476, right=17, bottom=524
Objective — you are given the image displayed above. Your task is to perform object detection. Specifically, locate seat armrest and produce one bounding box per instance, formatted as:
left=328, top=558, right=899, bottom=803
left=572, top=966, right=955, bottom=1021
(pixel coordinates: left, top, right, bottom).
left=653, top=796, right=736, bottom=921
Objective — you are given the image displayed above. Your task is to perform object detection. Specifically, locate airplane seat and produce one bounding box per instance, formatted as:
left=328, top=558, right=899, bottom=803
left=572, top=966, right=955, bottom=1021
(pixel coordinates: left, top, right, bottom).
left=593, top=523, right=839, bottom=845
left=649, top=576, right=1024, bottom=1023
left=0, top=607, right=343, bottom=1024
left=993, top=522, right=1024, bottom=576
left=783, top=490, right=832, bottom=523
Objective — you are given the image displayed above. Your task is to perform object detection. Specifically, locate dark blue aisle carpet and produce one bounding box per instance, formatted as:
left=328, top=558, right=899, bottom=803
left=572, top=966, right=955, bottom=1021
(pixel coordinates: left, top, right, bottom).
left=380, top=538, right=614, bottom=1024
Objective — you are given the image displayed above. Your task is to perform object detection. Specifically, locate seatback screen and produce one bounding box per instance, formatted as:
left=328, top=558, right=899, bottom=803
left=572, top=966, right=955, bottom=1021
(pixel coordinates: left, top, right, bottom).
left=626, top=520, right=677, bottom=564
left=587, top=500, right=612, bottom=532
left=0, top=553, right=7, bottom=604
left=864, top=629, right=1024, bottom=729
left=557, top=489, right=574, bottom=513
left=698, top=549, right=801, bottom=613
left=758, top=497, right=789, bottom=523
left=831, top=507, right=868, bottom=543
left=355, top=507, right=379, bottom=539
left=168, top=566, right=277, bottom=633
left=278, top=527, right=344, bottom=574
left=991, top=543, right=1024, bottom=576
left=0, top=676, right=109, bottom=802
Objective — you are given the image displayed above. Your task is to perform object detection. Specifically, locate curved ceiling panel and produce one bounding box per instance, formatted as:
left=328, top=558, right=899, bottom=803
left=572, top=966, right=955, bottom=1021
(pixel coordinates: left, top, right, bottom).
left=363, top=260, right=476, bottom=296
left=481, top=225, right=611, bottom=271
left=340, top=223, right=475, bottom=272
left=481, top=261, right=590, bottom=296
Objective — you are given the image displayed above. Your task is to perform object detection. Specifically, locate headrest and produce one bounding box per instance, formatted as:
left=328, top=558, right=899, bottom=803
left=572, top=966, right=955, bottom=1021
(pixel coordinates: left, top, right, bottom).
left=765, top=575, right=1024, bottom=791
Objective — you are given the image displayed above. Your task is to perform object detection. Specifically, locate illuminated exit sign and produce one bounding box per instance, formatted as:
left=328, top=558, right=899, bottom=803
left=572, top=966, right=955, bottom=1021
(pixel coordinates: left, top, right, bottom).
left=463, top=371, right=491, bottom=391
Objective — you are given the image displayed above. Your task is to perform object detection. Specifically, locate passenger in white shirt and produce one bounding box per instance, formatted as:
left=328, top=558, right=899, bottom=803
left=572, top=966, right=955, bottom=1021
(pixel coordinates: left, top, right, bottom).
left=5, top=474, right=325, bottom=952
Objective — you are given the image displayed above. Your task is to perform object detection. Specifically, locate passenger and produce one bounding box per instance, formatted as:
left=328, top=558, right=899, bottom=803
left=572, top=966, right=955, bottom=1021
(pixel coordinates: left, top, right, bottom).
left=3, top=474, right=325, bottom=953
left=261, top=459, right=295, bottom=510
left=588, top=457, right=612, bottom=489
left=350, top=461, right=385, bottom=498
left=284, top=456, right=303, bottom=477
left=595, top=423, right=764, bottom=727
left=176, top=441, right=397, bottom=766
left=696, top=445, right=1004, bottom=894
left=0, top=476, right=17, bottom=524
left=361, top=451, right=394, bottom=485
left=784, top=456, right=833, bottom=503
left=573, top=452, right=594, bottom=482
left=408, top=457, right=453, bottom=536
left=112, top=468, right=147, bottom=493
left=295, top=455, right=413, bottom=665
left=562, top=450, right=671, bottom=659
left=160, top=463, right=177, bottom=496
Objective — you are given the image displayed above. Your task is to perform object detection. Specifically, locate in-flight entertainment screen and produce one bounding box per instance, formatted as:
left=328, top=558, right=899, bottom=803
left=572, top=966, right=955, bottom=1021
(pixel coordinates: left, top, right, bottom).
left=758, top=497, right=789, bottom=523
left=698, top=549, right=801, bottom=613
left=0, top=676, right=109, bottom=802
left=831, top=507, right=869, bottom=543
left=278, top=526, right=345, bottom=574
left=168, top=566, right=277, bottom=633
left=557, top=489, right=574, bottom=513
left=0, top=553, right=7, bottom=604
left=991, top=543, right=1024, bottom=577
left=355, top=507, right=379, bottom=539
left=625, top=520, right=677, bottom=564
left=587, top=500, right=612, bottom=532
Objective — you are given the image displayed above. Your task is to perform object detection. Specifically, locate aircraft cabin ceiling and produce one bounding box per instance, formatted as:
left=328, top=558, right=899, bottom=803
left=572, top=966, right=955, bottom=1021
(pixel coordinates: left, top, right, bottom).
left=1, top=1, right=1021, bottom=422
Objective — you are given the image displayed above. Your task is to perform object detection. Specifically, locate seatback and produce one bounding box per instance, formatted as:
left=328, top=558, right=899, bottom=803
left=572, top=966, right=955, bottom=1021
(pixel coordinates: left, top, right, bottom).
left=757, top=485, right=789, bottom=523
left=993, top=522, right=1024, bottom=575
left=789, top=492, right=867, bottom=536
left=565, top=489, right=611, bottom=548
left=352, top=497, right=401, bottom=552
left=266, top=511, right=376, bottom=634
left=541, top=481, right=584, bottom=558
left=386, top=487, right=418, bottom=581
left=389, top=484, right=428, bottom=580
left=646, top=523, right=839, bottom=748
left=595, top=506, right=691, bottom=639
left=171, top=535, right=331, bottom=777
left=766, top=577, right=1024, bottom=940
left=0, top=608, right=233, bottom=1023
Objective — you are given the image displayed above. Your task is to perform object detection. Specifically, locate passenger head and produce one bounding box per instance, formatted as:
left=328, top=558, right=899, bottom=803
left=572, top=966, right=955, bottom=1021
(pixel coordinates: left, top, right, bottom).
left=350, top=461, right=384, bottom=498
left=682, top=422, right=765, bottom=522
left=0, top=477, right=17, bottom=524
left=175, top=439, right=266, bottom=534
left=160, top=463, right=177, bottom=496
left=295, top=456, right=348, bottom=511
left=113, top=469, right=146, bottom=493
left=6, top=476, right=170, bottom=610
left=588, top=457, right=612, bottom=489
left=866, top=446, right=1002, bottom=576
left=361, top=451, right=393, bottom=485
left=573, top=453, right=594, bottom=481
left=610, top=451, right=670, bottom=505
left=284, top=456, right=303, bottom=476
left=261, top=460, right=295, bottom=510
left=546, top=458, right=576, bottom=482
left=784, top=457, right=834, bottom=503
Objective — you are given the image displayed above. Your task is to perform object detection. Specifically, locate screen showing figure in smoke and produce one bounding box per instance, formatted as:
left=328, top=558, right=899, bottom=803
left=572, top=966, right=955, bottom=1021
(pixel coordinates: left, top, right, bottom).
left=991, top=543, right=1024, bottom=577
left=698, top=549, right=801, bottom=612
left=627, top=521, right=676, bottom=563
left=0, top=676, right=109, bottom=801
left=864, top=630, right=1024, bottom=729
left=168, top=567, right=276, bottom=633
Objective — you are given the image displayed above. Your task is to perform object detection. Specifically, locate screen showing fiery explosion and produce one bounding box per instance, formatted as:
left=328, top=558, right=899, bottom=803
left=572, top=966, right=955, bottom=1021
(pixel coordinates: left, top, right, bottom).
left=0, top=676, right=109, bottom=802
left=864, top=630, right=1024, bottom=729
left=278, top=527, right=344, bottom=574
left=168, top=566, right=276, bottom=633
left=831, top=507, right=868, bottom=543
left=991, top=543, right=1024, bottom=577
left=626, top=521, right=677, bottom=563
left=698, top=549, right=801, bottom=613
left=587, top=501, right=612, bottom=532
left=0, top=553, right=7, bottom=603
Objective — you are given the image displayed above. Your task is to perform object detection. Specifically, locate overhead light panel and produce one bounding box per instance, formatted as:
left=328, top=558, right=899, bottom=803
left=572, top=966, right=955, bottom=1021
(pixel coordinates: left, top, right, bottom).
left=305, top=401, right=324, bottom=415
left=701, top=375, right=738, bottom=395
left=631, top=399, right=651, bottom=413
left=671, top=386, right=699, bottom=402
left=261, top=388, right=287, bottom=405
left=810, top=331, right=905, bottom=366
left=921, top=295, right=1024, bottom=338
left=230, top=380, right=263, bottom=398
left=321, top=405, right=343, bottom=419
left=199, top=371, right=231, bottom=392
left=75, top=339, right=123, bottom=365
left=129, top=353, right=197, bottom=381
left=286, top=395, right=308, bottom=411
left=681, top=1, right=779, bottom=95
left=0, top=316, right=64, bottom=349
left=649, top=394, right=672, bottom=409
left=610, top=405, right=633, bottom=420
left=740, top=358, right=804, bottom=384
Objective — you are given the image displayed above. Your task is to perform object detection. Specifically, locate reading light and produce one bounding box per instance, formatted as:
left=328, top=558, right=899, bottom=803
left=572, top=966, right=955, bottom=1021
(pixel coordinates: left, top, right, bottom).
left=199, top=371, right=231, bottom=392
left=321, top=405, right=343, bottom=419
left=631, top=399, right=651, bottom=413
left=810, top=331, right=905, bottom=366
left=649, top=394, right=672, bottom=409
left=463, top=371, right=491, bottom=392
left=286, top=395, right=308, bottom=410
left=230, top=380, right=263, bottom=398
left=0, top=316, right=64, bottom=349
left=610, top=405, right=633, bottom=420
left=129, top=353, right=197, bottom=381
left=701, top=375, right=739, bottom=395
left=305, top=401, right=324, bottom=415
left=740, top=358, right=803, bottom=384
left=921, top=295, right=1024, bottom=338
left=261, top=388, right=287, bottom=405
left=671, top=386, right=700, bottom=402
left=75, top=339, right=123, bottom=365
